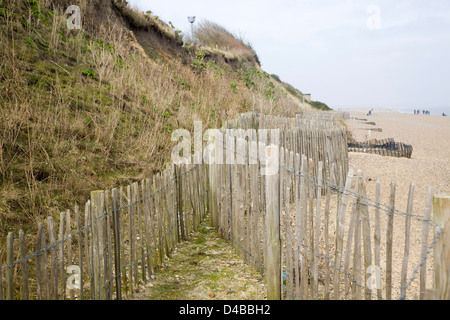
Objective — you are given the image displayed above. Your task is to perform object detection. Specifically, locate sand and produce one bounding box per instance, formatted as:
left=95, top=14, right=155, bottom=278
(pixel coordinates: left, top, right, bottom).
left=343, top=108, right=450, bottom=299
left=345, top=108, right=449, bottom=210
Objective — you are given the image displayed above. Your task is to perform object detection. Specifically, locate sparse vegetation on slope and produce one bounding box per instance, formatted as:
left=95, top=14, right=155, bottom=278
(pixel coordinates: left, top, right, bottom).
left=309, top=100, right=332, bottom=111
left=0, top=0, right=314, bottom=246
left=189, top=19, right=260, bottom=66
left=112, top=0, right=183, bottom=44
left=131, top=216, right=266, bottom=300
left=271, top=73, right=332, bottom=111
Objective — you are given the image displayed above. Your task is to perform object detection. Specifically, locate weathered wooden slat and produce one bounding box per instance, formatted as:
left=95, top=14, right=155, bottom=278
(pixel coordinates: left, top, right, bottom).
left=83, top=201, right=91, bottom=294
left=6, top=232, right=14, bottom=300
left=35, top=222, right=44, bottom=300
left=312, top=161, right=323, bottom=299
left=419, top=186, right=433, bottom=299
left=86, top=200, right=96, bottom=300
left=104, top=189, right=114, bottom=299
left=323, top=162, right=336, bottom=300
left=131, top=183, right=140, bottom=292
left=47, top=216, right=58, bottom=300
left=135, top=181, right=146, bottom=284
left=91, top=191, right=104, bottom=299
left=386, top=180, right=396, bottom=300
left=334, top=169, right=354, bottom=300
left=66, top=210, right=73, bottom=300
left=119, top=186, right=129, bottom=296
left=299, top=154, right=308, bottom=300
left=307, top=158, right=314, bottom=299
left=100, top=192, right=108, bottom=299
left=145, top=179, right=155, bottom=278
left=400, top=183, right=415, bottom=299
left=111, top=188, right=122, bottom=300
left=294, top=152, right=301, bottom=299
left=353, top=172, right=362, bottom=300
left=359, top=173, right=373, bottom=300
left=374, top=179, right=382, bottom=300
left=75, top=204, right=84, bottom=300
left=126, top=185, right=135, bottom=295
left=19, top=229, right=29, bottom=300
left=142, top=179, right=153, bottom=280
left=343, top=174, right=359, bottom=299
left=432, top=193, right=450, bottom=300
left=265, top=145, right=281, bottom=300
left=58, top=211, right=66, bottom=300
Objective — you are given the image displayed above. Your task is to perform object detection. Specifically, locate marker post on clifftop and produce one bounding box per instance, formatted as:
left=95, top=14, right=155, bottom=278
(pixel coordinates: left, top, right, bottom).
left=188, top=16, right=196, bottom=42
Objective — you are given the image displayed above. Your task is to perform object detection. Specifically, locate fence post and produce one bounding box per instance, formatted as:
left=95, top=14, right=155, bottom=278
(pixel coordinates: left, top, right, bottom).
left=47, top=216, right=58, bottom=300
left=433, top=193, right=450, bottom=300
left=91, top=190, right=104, bottom=299
left=175, top=165, right=184, bottom=241
left=6, top=232, right=14, bottom=300
left=111, top=188, right=122, bottom=300
left=264, top=145, right=281, bottom=300
left=19, top=229, right=29, bottom=300
left=208, top=148, right=217, bottom=228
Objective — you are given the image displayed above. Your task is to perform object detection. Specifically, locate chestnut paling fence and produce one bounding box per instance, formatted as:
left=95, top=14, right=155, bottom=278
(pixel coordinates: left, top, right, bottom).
left=0, top=164, right=210, bottom=300
left=1, top=113, right=448, bottom=300
left=207, top=128, right=448, bottom=300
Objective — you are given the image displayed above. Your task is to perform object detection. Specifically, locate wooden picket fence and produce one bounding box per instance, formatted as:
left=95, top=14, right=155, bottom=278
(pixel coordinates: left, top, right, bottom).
left=1, top=111, right=448, bottom=300
left=224, top=112, right=350, bottom=191
left=0, top=164, right=210, bottom=300
left=207, top=126, right=449, bottom=300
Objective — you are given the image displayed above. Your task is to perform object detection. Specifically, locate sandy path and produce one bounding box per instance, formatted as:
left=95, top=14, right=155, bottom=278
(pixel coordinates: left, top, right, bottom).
left=132, top=216, right=267, bottom=300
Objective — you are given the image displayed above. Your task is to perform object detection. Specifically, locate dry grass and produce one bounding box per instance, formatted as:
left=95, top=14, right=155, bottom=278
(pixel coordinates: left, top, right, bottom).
left=131, top=217, right=267, bottom=300
left=0, top=0, right=304, bottom=252
left=115, top=2, right=181, bottom=42
left=189, top=19, right=258, bottom=62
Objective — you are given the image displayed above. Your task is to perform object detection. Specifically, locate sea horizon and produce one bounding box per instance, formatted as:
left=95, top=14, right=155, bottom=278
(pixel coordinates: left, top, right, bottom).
left=337, top=105, right=449, bottom=116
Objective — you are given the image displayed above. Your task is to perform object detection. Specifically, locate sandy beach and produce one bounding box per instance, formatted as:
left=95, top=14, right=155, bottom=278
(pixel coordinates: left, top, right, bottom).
left=343, top=108, right=450, bottom=299
left=345, top=108, right=449, bottom=206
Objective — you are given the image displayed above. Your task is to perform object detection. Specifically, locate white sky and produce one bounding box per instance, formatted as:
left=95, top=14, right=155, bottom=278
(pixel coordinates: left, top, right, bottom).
left=127, top=0, right=450, bottom=112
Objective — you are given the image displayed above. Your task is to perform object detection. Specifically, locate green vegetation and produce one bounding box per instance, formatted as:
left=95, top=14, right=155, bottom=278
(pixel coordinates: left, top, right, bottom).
left=0, top=0, right=332, bottom=249
left=309, top=100, right=332, bottom=111
left=271, top=73, right=282, bottom=83
left=81, top=68, right=96, bottom=78
left=114, top=1, right=181, bottom=44
left=269, top=73, right=333, bottom=110
left=24, top=36, right=34, bottom=47
left=189, top=19, right=259, bottom=64
left=131, top=216, right=266, bottom=300
left=230, top=81, right=238, bottom=93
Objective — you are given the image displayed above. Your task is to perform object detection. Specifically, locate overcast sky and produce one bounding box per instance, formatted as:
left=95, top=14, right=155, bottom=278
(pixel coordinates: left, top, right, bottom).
left=127, top=0, right=450, bottom=113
